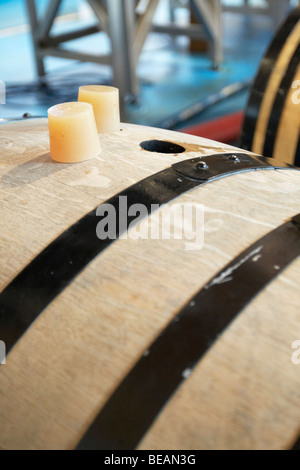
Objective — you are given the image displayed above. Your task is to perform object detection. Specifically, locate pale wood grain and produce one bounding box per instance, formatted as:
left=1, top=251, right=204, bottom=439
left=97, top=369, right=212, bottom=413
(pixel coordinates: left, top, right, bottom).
left=274, top=65, right=300, bottom=164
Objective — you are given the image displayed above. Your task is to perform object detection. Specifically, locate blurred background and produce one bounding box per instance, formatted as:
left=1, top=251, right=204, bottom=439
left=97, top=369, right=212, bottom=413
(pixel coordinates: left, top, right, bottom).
left=0, top=0, right=298, bottom=138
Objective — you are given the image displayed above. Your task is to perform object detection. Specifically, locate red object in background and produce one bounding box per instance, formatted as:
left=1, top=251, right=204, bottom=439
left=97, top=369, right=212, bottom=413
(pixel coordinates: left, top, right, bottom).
left=180, top=111, right=244, bottom=144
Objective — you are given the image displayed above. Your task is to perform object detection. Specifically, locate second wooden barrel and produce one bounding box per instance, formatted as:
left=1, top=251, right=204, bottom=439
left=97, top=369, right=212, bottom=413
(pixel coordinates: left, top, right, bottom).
left=240, top=6, right=300, bottom=166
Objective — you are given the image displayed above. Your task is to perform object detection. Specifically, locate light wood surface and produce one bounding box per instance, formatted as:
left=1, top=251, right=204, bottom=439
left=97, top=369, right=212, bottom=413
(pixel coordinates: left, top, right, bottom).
left=0, top=119, right=299, bottom=450
left=274, top=63, right=300, bottom=164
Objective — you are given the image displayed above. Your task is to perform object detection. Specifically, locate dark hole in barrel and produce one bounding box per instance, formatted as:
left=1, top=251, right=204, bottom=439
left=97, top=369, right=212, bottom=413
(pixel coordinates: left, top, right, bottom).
left=140, top=140, right=186, bottom=154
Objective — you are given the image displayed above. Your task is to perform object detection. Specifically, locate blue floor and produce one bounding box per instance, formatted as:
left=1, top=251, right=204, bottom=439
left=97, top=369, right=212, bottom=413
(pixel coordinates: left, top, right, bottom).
left=0, top=1, right=275, bottom=129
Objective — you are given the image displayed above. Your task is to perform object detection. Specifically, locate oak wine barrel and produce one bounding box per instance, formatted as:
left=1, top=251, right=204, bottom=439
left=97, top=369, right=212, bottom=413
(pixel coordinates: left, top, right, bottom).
left=240, top=6, right=300, bottom=166
left=0, top=119, right=299, bottom=450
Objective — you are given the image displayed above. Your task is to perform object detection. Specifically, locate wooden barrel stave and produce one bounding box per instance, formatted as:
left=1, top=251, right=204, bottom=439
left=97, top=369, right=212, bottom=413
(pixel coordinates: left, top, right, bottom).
left=139, top=257, right=300, bottom=450
left=0, top=120, right=300, bottom=449
left=0, top=120, right=236, bottom=291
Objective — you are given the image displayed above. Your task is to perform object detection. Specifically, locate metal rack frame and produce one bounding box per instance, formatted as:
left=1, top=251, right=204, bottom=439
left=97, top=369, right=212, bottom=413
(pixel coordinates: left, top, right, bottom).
left=25, top=0, right=223, bottom=108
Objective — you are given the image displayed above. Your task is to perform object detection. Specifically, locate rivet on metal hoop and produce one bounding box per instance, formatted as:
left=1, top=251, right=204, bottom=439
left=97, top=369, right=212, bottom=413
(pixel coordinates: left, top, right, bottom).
left=228, top=155, right=240, bottom=163
left=195, top=161, right=209, bottom=170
